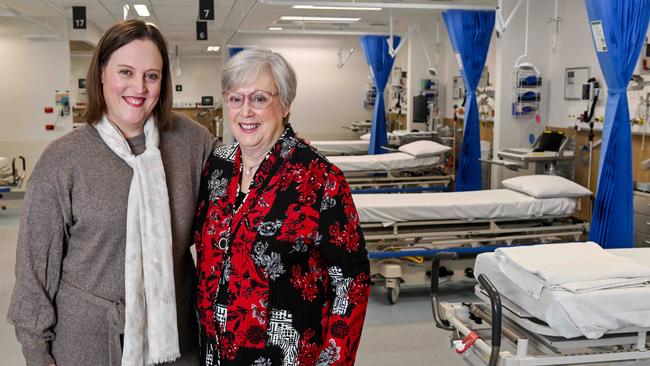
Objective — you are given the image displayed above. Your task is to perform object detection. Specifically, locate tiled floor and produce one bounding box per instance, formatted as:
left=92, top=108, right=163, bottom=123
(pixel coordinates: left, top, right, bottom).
left=0, top=203, right=473, bottom=365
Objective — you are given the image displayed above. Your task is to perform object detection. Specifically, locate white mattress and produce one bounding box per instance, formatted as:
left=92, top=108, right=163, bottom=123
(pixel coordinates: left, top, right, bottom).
left=353, top=189, right=576, bottom=225
left=329, top=152, right=441, bottom=172
left=311, top=140, right=369, bottom=155
left=475, top=248, right=650, bottom=339
left=494, top=243, right=650, bottom=300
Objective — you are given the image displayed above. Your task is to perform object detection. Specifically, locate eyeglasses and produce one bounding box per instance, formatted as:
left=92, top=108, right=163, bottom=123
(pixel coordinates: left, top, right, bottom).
left=223, top=90, right=278, bottom=109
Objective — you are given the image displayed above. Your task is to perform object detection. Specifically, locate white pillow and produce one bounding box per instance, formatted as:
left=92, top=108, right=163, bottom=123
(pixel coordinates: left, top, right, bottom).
left=502, top=175, right=592, bottom=198
left=398, top=140, right=451, bottom=157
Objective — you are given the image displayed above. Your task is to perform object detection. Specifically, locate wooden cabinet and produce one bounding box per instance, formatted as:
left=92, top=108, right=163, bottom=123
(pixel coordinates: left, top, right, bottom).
left=634, top=190, right=650, bottom=247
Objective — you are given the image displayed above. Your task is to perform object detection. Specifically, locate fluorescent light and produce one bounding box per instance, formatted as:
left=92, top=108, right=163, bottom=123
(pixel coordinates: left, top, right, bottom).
left=292, top=5, right=382, bottom=11
left=280, top=16, right=361, bottom=22
left=207, top=46, right=220, bottom=52
left=123, top=4, right=130, bottom=20
left=134, top=4, right=150, bottom=17
left=268, top=26, right=283, bottom=31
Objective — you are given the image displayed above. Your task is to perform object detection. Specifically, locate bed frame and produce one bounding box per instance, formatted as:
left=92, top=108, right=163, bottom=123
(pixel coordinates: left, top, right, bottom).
left=362, top=215, right=589, bottom=304
left=347, top=170, right=453, bottom=192
left=431, top=253, right=650, bottom=366
left=1, top=156, right=26, bottom=210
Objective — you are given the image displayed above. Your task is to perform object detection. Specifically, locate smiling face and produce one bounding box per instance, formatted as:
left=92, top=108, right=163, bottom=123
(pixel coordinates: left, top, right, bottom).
left=101, top=39, right=162, bottom=137
left=227, top=69, right=288, bottom=154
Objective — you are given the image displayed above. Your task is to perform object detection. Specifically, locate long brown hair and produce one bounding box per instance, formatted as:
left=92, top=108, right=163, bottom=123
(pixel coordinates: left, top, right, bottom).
left=84, top=19, right=172, bottom=129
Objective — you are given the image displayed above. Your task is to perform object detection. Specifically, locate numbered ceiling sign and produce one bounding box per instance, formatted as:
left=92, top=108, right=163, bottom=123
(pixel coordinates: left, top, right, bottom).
left=199, top=0, right=215, bottom=21
left=196, top=21, right=208, bottom=41
left=72, top=6, right=86, bottom=29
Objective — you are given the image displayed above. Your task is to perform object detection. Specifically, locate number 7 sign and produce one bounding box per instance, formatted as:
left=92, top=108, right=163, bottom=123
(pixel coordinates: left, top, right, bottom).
left=199, top=0, right=215, bottom=21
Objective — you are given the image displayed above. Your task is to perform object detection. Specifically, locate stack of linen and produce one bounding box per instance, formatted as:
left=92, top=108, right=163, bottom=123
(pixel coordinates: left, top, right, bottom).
left=475, top=242, right=650, bottom=338
left=0, top=157, right=12, bottom=186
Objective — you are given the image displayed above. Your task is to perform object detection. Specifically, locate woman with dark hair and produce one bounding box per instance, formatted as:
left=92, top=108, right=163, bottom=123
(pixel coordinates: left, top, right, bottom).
left=8, top=20, right=213, bottom=365
left=194, top=48, right=370, bottom=366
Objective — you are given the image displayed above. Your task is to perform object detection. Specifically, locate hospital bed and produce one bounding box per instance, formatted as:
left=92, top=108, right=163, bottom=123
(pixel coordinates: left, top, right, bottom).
left=311, top=139, right=369, bottom=155
left=328, top=140, right=452, bottom=192
left=0, top=156, right=26, bottom=210
left=387, top=129, right=438, bottom=146
left=354, top=175, right=591, bottom=303
left=312, top=129, right=438, bottom=156
left=342, top=119, right=372, bottom=134
left=432, top=244, right=650, bottom=365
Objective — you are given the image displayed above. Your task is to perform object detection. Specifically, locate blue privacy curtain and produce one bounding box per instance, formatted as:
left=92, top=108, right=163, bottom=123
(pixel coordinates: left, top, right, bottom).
left=586, top=0, right=650, bottom=248
left=361, top=35, right=400, bottom=154
left=443, top=10, right=495, bottom=191
left=228, top=47, right=245, bottom=58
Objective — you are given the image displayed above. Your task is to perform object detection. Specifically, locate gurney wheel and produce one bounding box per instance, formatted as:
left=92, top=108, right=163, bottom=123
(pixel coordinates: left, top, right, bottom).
left=386, top=283, right=400, bottom=305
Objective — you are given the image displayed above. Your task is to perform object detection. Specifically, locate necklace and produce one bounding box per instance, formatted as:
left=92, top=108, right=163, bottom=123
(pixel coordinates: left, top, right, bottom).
left=241, top=145, right=273, bottom=177
left=243, top=162, right=261, bottom=176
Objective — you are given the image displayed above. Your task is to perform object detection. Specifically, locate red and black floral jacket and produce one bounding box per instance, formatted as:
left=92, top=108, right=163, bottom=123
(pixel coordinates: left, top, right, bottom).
left=193, top=125, right=370, bottom=366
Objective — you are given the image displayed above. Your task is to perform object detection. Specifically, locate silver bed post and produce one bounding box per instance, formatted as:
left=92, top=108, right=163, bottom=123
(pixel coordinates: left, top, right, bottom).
left=636, top=330, right=647, bottom=351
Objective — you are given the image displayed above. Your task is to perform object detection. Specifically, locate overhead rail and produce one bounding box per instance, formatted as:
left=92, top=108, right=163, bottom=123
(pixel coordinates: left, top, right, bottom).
left=258, top=1, right=496, bottom=11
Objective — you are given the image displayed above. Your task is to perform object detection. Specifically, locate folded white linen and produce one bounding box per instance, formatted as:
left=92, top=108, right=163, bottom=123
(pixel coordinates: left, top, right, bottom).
left=560, top=277, right=650, bottom=293
left=495, top=242, right=650, bottom=300
left=0, top=157, right=10, bottom=176
left=475, top=249, right=650, bottom=339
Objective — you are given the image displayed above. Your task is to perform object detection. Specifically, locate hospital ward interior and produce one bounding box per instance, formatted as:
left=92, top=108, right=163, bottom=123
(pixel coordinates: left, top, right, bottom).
left=2, top=0, right=650, bottom=365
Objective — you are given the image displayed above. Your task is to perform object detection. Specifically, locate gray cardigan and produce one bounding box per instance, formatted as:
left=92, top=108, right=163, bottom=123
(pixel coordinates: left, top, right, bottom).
left=7, top=113, right=215, bottom=366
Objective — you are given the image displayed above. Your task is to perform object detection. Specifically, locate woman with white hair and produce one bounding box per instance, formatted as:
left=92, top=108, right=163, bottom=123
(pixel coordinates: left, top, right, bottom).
left=193, top=48, right=370, bottom=366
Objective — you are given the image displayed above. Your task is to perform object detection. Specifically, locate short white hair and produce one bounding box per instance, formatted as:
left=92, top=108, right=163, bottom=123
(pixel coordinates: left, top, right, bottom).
left=222, top=48, right=297, bottom=124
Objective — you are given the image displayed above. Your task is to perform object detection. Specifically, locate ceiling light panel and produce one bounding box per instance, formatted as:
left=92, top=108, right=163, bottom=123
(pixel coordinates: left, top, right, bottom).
left=279, top=16, right=361, bottom=22
left=291, top=5, right=382, bottom=11
left=134, top=4, right=150, bottom=17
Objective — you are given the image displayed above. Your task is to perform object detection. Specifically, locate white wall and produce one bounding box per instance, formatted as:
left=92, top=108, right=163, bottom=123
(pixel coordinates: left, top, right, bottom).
left=546, top=0, right=650, bottom=132
left=0, top=17, right=72, bottom=177
left=406, top=13, right=447, bottom=129
left=225, top=34, right=373, bottom=140
left=491, top=0, right=556, bottom=186
left=171, top=56, right=222, bottom=108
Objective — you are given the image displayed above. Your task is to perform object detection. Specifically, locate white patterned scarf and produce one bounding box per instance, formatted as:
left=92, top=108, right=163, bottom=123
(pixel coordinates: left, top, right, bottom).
left=95, top=115, right=180, bottom=365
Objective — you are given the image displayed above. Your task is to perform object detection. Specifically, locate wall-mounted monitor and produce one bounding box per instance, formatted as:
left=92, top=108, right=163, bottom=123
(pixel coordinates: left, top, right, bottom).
left=412, top=95, right=428, bottom=123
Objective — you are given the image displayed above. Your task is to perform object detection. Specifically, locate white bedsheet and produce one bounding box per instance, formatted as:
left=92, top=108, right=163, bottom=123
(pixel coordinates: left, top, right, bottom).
left=475, top=248, right=650, bottom=339
left=353, top=189, right=576, bottom=226
left=494, top=242, right=650, bottom=299
left=0, top=157, right=11, bottom=185
left=0, top=157, right=10, bottom=175
left=329, top=152, right=441, bottom=172
left=312, top=140, right=369, bottom=155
